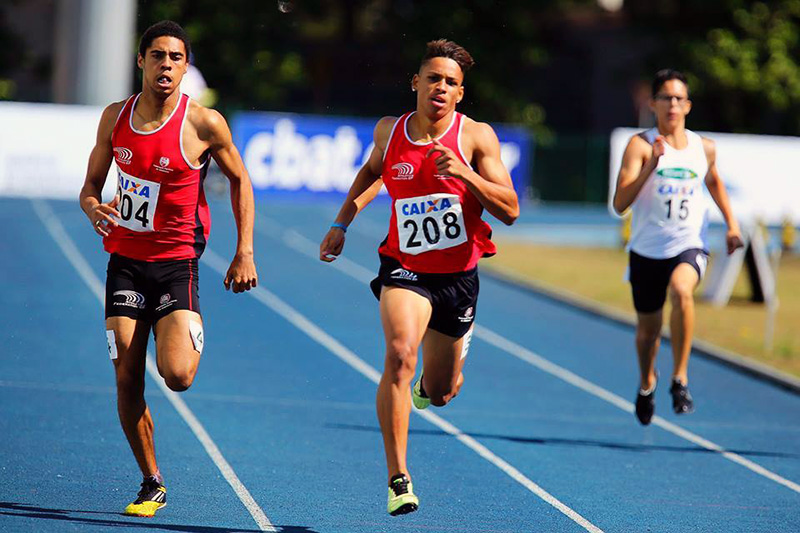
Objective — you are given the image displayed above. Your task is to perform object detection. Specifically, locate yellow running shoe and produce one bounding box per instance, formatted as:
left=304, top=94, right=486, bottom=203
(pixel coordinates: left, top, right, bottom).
left=412, top=374, right=430, bottom=410
left=123, top=477, right=167, bottom=517
left=387, top=473, right=418, bottom=516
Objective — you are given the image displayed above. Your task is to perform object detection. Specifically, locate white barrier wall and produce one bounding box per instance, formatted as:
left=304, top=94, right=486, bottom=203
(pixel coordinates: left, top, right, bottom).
left=0, top=102, right=116, bottom=200
left=0, top=102, right=531, bottom=201
left=608, top=127, right=800, bottom=225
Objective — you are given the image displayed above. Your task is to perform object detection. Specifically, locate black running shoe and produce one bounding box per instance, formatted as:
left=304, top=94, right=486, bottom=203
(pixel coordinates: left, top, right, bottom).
left=670, top=379, right=695, bottom=414
left=124, top=476, right=167, bottom=517
left=635, top=387, right=656, bottom=426
left=387, top=473, right=418, bottom=516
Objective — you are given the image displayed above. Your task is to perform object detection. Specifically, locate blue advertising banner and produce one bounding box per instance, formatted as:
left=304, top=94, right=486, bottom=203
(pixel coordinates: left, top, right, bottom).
left=232, top=112, right=531, bottom=197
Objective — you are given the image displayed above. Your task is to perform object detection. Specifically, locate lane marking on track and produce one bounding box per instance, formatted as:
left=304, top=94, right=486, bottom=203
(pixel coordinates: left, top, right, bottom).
left=33, top=200, right=277, bottom=533
left=230, top=228, right=605, bottom=532
left=277, top=220, right=800, bottom=496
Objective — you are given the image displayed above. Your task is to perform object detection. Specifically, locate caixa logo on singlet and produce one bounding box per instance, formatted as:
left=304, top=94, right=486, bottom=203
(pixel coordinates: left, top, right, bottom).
left=657, top=183, right=698, bottom=196
left=401, top=197, right=454, bottom=216
left=118, top=175, right=152, bottom=198
left=391, top=162, right=415, bottom=180
left=113, top=147, right=133, bottom=165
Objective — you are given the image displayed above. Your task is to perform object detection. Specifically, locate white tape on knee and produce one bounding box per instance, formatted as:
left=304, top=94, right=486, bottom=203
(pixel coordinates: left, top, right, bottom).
left=460, top=326, right=474, bottom=360
left=106, top=330, right=118, bottom=360
left=189, top=320, right=204, bottom=354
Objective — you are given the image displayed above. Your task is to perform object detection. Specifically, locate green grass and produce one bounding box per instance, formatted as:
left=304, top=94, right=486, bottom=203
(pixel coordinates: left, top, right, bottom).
left=487, top=240, right=800, bottom=378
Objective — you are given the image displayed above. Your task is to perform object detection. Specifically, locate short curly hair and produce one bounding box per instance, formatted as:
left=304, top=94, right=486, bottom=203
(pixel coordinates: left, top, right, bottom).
left=421, top=39, right=474, bottom=74
left=138, top=20, right=191, bottom=60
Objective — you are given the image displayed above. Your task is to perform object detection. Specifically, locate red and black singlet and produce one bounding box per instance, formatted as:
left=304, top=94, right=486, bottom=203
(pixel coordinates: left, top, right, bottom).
left=379, top=111, right=495, bottom=273
left=105, top=93, right=210, bottom=261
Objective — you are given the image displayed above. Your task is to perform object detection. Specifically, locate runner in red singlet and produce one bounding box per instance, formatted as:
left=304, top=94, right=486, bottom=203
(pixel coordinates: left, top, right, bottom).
left=78, top=21, right=258, bottom=517
left=319, top=39, right=519, bottom=515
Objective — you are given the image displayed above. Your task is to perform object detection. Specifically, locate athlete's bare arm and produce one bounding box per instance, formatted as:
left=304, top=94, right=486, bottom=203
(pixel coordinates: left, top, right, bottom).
left=190, top=103, right=258, bottom=293
left=319, top=116, right=395, bottom=262
left=613, top=134, right=667, bottom=214
left=702, top=138, right=743, bottom=254
left=427, top=119, right=519, bottom=225
left=79, top=102, right=125, bottom=237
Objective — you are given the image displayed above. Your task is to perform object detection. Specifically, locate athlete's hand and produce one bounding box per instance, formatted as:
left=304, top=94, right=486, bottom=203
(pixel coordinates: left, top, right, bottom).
left=224, top=252, right=258, bottom=293
left=427, top=139, right=469, bottom=180
left=726, top=228, right=744, bottom=255
left=320, top=227, right=345, bottom=262
left=90, top=196, right=120, bottom=237
left=652, top=136, right=667, bottom=160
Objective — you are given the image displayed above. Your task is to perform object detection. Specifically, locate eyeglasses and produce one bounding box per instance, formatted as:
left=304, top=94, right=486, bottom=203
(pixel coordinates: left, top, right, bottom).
left=654, top=94, right=688, bottom=104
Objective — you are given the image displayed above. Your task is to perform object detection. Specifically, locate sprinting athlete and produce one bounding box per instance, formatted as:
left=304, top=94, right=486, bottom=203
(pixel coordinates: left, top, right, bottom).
left=613, top=69, right=742, bottom=425
left=319, top=39, right=518, bottom=515
left=78, top=21, right=258, bottom=516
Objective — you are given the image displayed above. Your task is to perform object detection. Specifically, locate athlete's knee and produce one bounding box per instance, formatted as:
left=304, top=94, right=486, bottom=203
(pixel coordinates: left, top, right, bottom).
left=636, top=323, right=661, bottom=345
left=163, top=368, right=196, bottom=392
left=668, top=284, right=694, bottom=309
left=385, top=339, right=418, bottom=380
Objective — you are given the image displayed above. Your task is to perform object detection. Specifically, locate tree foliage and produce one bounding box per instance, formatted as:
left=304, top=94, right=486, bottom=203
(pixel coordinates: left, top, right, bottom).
left=686, top=1, right=800, bottom=133
left=136, top=0, right=597, bottom=138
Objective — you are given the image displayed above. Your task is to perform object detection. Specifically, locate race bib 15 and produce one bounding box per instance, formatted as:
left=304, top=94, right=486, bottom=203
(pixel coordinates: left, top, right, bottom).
left=650, top=171, right=705, bottom=228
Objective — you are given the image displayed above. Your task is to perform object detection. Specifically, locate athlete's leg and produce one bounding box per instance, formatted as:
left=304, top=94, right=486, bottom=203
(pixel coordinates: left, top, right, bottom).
left=108, top=316, right=159, bottom=478
left=153, top=310, right=203, bottom=392
left=667, top=263, right=700, bottom=384
left=419, top=327, right=471, bottom=407
left=635, top=310, right=662, bottom=391
left=377, top=286, right=432, bottom=481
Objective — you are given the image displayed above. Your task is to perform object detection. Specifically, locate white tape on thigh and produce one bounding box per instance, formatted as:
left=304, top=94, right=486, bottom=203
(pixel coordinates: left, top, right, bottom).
left=460, top=326, right=474, bottom=360
left=189, top=320, right=204, bottom=354
left=106, top=330, right=118, bottom=360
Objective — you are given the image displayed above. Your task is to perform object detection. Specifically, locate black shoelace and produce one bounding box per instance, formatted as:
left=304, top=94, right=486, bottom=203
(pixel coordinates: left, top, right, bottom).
left=134, top=479, right=162, bottom=503
left=390, top=476, right=410, bottom=496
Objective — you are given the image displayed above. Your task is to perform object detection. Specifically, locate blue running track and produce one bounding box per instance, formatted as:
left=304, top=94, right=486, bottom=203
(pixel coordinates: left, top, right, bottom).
left=1, top=197, right=799, bottom=532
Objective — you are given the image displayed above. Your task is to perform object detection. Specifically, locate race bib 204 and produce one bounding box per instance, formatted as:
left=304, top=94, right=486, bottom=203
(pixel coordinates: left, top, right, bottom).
left=115, top=169, right=160, bottom=232
left=395, top=193, right=467, bottom=255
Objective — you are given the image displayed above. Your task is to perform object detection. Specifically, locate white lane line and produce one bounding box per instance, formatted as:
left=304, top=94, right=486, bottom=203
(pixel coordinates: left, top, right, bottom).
left=278, top=223, right=800, bottom=496
left=32, top=200, right=277, bottom=532
left=215, top=250, right=604, bottom=532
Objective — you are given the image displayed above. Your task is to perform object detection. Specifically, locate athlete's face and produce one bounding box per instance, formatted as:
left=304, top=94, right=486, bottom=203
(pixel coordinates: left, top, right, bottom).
left=137, top=36, right=188, bottom=97
left=412, top=57, right=465, bottom=120
left=650, top=79, right=691, bottom=128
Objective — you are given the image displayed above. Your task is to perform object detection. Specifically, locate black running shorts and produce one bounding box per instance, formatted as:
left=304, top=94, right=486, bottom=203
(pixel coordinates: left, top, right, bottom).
left=105, top=253, right=200, bottom=322
left=370, top=254, right=478, bottom=338
left=629, top=248, right=708, bottom=314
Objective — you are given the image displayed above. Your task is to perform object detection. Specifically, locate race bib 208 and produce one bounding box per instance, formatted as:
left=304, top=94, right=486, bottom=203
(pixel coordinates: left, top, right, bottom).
left=395, top=193, right=467, bottom=255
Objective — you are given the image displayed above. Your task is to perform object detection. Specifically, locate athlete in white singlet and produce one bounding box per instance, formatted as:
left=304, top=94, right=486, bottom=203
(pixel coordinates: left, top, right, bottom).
left=613, top=69, right=742, bottom=425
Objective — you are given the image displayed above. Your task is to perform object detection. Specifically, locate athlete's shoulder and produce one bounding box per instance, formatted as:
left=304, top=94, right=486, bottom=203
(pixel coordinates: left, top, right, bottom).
left=186, top=98, right=224, bottom=127
left=374, top=116, right=400, bottom=150
left=101, top=99, right=129, bottom=124
left=461, top=116, right=499, bottom=151
left=627, top=131, right=652, bottom=152
left=699, top=135, right=715, bottom=149
left=700, top=135, right=716, bottom=161
left=186, top=99, right=230, bottom=142
left=97, top=99, right=129, bottom=142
